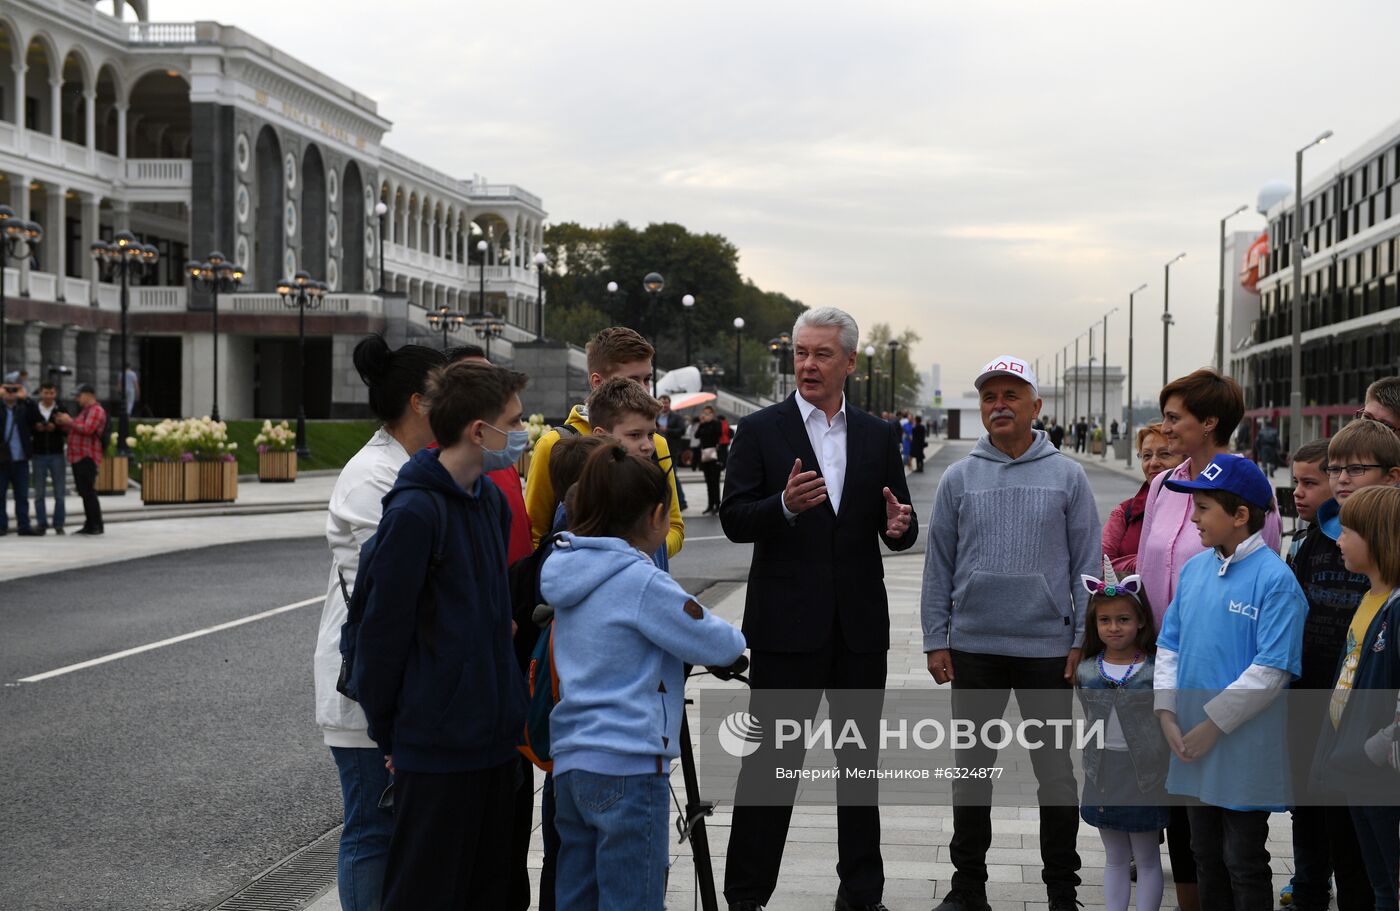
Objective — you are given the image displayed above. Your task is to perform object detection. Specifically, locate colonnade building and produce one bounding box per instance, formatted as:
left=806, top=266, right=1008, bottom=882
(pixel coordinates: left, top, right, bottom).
left=0, top=0, right=545, bottom=419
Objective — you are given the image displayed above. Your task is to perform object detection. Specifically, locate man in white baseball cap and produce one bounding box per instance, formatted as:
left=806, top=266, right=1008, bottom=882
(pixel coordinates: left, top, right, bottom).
left=918, top=352, right=1099, bottom=911
left=973, top=355, right=1038, bottom=396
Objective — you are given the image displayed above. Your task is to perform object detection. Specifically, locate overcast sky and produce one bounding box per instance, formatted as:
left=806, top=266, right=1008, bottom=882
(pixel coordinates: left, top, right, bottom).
left=169, top=0, right=1400, bottom=403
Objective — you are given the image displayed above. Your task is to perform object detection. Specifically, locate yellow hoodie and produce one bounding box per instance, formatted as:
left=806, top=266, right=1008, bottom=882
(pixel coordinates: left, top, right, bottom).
left=524, top=404, right=685, bottom=558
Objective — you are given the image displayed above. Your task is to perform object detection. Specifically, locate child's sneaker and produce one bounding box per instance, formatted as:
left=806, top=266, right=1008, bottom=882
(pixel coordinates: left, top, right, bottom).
left=1278, top=883, right=1293, bottom=907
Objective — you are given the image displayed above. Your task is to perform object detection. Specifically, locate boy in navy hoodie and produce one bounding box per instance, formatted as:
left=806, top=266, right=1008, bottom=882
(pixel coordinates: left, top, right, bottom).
left=542, top=444, right=746, bottom=910
left=350, top=360, right=531, bottom=910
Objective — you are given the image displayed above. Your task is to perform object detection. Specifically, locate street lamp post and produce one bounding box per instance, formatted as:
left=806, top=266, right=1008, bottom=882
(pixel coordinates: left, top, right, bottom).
left=275, top=271, right=327, bottom=458
left=184, top=252, right=244, bottom=422
left=475, top=319, right=505, bottom=360
left=1217, top=204, right=1249, bottom=373
left=1126, top=283, right=1148, bottom=467
left=426, top=306, right=465, bottom=351
left=681, top=294, right=695, bottom=366
left=476, top=239, right=488, bottom=316
left=1162, top=252, right=1186, bottom=386
left=733, top=317, right=745, bottom=386
left=1074, top=334, right=1081, bottom=427
left=90, top=231, right=155, bottom=456
left=1292, top=130, right=1333, bottom=447
left=0, top=207, right=41, bottom=379
left=606, top=280, right=619, bottom=320
left=374, top=201, right=388, bottom=293
left=768, top=333, right=792, bottom=398
left=643, top=272, right=664, bottom=394
left=1101, top=307, right=1117, bottom=459
left=887, top=338, right=901, bottom=413
left=532, top=251, right=547, bottom=341
left=864, top=344, right=875, bottom=411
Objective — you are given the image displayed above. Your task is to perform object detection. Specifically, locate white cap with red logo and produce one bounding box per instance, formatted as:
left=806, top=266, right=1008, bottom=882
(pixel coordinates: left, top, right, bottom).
left=974, top=355, right=1038, bottom=395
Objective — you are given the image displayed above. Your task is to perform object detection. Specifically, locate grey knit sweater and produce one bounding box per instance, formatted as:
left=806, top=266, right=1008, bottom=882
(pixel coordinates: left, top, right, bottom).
left=920, top=430, right=1101, bottom=657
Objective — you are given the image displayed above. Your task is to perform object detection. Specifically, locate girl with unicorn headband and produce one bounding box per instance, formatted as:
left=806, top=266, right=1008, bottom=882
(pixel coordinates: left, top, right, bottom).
left=1074, top=558, right=1171, bottom=911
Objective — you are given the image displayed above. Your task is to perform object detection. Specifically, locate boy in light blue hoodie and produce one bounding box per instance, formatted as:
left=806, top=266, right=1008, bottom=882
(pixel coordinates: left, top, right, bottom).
left=541, top=443, right=746, bottom=911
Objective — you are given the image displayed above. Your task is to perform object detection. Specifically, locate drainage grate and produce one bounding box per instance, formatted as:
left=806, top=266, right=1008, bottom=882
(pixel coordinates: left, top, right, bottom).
left=210, top=826, right=341, bottom=911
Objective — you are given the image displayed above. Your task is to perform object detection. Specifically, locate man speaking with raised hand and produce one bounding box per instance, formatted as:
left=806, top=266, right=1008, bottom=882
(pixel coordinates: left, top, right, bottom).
left=720, top=306, right=917, bottom=911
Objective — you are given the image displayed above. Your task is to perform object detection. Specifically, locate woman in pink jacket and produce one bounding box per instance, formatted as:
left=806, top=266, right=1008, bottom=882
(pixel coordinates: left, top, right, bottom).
left=1100, top=422, right=1181, bottom=574
left=1135, top=368, right=1282, bottom=911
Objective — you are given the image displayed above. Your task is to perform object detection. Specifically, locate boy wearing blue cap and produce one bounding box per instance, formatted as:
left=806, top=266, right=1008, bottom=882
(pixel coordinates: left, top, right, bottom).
left=1152, top=454, right=1308, bottom=911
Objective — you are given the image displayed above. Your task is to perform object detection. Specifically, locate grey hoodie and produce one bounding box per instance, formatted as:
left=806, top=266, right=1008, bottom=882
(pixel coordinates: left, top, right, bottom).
left=920, top=430, right=1100, bottom=657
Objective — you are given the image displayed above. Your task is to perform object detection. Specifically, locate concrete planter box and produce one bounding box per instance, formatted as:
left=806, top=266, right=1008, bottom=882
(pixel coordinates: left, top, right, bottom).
left=258, top=451, right=298, bottom=483
left=97, top=456, right=128, bottom=496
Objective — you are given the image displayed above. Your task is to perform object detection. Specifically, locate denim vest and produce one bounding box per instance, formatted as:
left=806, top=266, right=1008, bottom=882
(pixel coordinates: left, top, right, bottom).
left=1074, top=655, right=1169, bottom=795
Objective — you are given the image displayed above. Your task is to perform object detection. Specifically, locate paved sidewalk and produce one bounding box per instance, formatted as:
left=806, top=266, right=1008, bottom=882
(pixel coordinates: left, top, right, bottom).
left=307, top=555, right=1297, bottom=911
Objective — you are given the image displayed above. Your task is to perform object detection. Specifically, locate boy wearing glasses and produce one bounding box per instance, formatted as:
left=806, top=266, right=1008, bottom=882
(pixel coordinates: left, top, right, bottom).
left=1358, top=377, right=1400, bottom=432
left=1284, top=419, right=1400, bottom=911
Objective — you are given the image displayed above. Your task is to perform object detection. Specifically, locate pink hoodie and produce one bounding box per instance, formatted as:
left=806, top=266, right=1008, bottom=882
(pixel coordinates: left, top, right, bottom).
left=1136, top=459, right=1282, bottom=629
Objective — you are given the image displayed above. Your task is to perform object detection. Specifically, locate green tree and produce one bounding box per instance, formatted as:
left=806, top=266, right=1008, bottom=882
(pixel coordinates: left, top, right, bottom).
left=855, top=323, right=923, bottom=413
left=540, top=222, right=803, bottom=397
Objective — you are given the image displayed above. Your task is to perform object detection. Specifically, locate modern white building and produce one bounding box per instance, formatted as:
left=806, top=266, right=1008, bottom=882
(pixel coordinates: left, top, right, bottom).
left=0, top=0, right=545, bottom=419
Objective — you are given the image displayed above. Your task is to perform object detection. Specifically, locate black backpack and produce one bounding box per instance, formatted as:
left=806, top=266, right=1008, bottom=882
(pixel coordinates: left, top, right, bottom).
left=336, top=491, right=449, bottom=700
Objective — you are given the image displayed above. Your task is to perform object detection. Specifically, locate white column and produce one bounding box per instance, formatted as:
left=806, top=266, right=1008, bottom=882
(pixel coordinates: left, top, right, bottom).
left=12, top=173, right=30, bottom=294
left=80, top=192, right=99, bottom=298
left=437, top=220, right=446, bottom=260
left=49, top=79, right=61, bottom=141
left=447, top=224, right=457, bottom=263
left=11, top=62, right=25, bottom=144
left=84, top=90, right=96, bottom=153
left=45, top=185, right=66, bottom=282
left=111, top=198, right=130, bottom=233
left=115, top=104, right=127, bottom=159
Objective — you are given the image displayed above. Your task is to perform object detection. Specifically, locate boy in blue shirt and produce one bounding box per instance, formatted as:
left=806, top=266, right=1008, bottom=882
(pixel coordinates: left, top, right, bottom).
left=1153, top=454, right=1308, bottom=911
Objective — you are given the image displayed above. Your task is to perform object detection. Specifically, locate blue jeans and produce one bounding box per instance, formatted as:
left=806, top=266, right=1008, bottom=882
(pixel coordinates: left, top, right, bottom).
left=0, top=460, right=31, bottom=533
left=331, top=746, right=394, bottom=911
left=32, top=453, right=65, bottom=530
left=554, top=770, right=669, bottom=911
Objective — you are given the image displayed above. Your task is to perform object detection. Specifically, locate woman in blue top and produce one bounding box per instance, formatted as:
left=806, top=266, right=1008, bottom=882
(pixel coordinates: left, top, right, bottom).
left=541, top=444, right=747, bottom=911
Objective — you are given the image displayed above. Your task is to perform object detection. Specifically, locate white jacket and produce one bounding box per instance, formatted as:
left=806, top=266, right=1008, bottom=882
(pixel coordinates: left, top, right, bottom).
left=314, top=427, right=410, bottom=748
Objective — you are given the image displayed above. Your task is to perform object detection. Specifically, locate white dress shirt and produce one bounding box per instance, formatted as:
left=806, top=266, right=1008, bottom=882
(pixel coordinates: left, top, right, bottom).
left=782, top=392, right=848, bottom=518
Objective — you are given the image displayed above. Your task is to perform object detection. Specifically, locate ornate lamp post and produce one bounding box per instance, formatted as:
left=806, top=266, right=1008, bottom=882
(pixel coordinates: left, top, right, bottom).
left=768, top=332, right=792, bottom=398
left=184, top=252, right=244, bottom=422
left=681, top=293, right=695, bottom=366
left=476, top=239, right=488, bottom=316
left=275, top=271, right=326, bottom=458
left=426, top=305, right=465, bottom=351
left=733, top=317, right=745, bottom=386
left=0, top=206, right=41, bottom=379
left=532, top=251, right=548, bottom=341
left=643, top=272, right=664, bottom=393
left=475, top=319, right=505, bottom=360
left=90, top=230, right=155, bottom=455
left=864, top=344, right=875, bottom=411
left=887, top=338, right=901, bottom=413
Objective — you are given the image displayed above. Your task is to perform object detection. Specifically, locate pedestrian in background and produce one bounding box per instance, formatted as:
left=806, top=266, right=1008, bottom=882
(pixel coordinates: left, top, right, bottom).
left=30, top=382, right=68, bottom=535
left=54, top=384, right=106, bottom=535
left=911, top=414, right=928, bottom=472
left=313, top=335, right=445, bottom=911
left=0, top=380, right=38, bottom=536
left=694, top=404, right=723, bottom=515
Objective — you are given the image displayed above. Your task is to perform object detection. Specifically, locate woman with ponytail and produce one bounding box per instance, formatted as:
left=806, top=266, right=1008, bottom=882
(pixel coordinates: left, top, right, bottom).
left=313, top=334, right=445, bottom=911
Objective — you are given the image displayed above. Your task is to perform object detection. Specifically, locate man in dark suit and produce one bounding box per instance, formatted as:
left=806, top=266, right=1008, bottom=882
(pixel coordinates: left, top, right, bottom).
left=720, top=307, right=917, bottom=911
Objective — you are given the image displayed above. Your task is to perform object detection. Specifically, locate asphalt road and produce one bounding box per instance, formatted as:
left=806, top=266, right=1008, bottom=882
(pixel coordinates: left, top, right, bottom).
left=1, top=438, right=1141, bottom=911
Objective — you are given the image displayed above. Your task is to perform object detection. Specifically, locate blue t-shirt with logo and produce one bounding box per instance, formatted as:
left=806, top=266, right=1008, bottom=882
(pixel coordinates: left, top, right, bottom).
left=1158, top=543, right=1307, bottom=810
